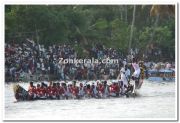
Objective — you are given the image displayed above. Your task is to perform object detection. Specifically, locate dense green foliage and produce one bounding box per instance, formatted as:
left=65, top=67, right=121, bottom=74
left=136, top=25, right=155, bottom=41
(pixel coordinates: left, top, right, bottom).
left=5, top=5, right=175, bottom=60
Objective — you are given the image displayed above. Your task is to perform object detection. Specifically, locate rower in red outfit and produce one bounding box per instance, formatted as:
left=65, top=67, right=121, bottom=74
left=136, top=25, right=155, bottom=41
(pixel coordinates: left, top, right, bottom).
left=110, top=82, right=120, bottom=97
left=98, top=83, right=104, bottom=97
left=46, top=81, right=53, bottom=98
left=28, top=82, right=36, bottom=100
left=39, top=83, right=47, bottom=98
left=49, top=83, right=58, bottom=99
left=72, top=81, right=79, bottom=99
left=36, top=84, right=41, bottom=98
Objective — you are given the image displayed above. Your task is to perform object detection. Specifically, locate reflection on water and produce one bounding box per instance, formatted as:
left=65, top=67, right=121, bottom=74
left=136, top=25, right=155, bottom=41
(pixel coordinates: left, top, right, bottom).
left=4, top=80, right=176, bottom=120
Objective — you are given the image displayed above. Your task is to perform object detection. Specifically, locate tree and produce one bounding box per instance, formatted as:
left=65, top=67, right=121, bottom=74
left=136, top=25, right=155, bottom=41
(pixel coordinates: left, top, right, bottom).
left=5, top=5, right=175, bottom=61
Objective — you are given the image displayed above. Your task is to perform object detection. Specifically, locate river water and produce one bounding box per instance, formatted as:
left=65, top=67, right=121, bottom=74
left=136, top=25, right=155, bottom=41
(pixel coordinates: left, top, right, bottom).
left=4, top=80, right=176, bottom=120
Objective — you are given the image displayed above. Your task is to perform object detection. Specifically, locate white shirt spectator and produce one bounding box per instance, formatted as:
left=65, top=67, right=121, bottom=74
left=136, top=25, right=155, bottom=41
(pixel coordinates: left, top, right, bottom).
left=125, top=68, right=130, bottom=77
left=166, top=63, right=171, bottom=69
left=123, top=59, right=127, bottom=67
left=41, top=63, right=45, bottom=71
left=37, top=63, right=40, bottom=69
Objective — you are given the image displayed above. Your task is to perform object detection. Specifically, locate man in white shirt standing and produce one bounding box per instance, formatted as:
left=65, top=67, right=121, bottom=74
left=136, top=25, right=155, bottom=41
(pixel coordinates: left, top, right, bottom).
left=131, top=58, right=141, bottom=93
left=117, top=67, right=128, bottom=94
left=125, top=65, right=131, bottom=82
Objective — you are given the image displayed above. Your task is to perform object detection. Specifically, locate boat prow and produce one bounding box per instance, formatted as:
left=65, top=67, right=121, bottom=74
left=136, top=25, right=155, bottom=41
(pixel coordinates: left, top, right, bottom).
left=13, top=84, right=29, bottom=101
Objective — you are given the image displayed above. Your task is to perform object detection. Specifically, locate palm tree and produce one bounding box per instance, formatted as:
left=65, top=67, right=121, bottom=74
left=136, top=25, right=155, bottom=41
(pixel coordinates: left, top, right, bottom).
left=128, top=5, right=175, bottom=57
left=150, top=5, right=175, bottom=17
left=149, top=5, right=175, bottom=45
left=147, top=5, right=175, bottom=60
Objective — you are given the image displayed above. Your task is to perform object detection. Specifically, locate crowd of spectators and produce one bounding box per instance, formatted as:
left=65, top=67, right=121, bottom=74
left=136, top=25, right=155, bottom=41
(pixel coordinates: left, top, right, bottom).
left=5, top=40, right=175, bottom=82
left=5, top=40, right=126, bottom=82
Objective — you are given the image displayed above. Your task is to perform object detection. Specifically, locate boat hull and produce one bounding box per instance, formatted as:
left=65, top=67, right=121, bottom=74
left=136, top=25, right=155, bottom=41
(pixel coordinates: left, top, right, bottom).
left=13, top=84, right=137, bottom=101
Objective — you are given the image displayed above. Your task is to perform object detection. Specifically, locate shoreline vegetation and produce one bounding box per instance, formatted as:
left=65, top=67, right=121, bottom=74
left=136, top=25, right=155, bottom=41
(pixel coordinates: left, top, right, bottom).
left=5, top=5, right=175, bottom=60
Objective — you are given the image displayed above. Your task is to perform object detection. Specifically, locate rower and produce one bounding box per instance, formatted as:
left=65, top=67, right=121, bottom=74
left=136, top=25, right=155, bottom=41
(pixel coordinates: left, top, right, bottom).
left=28, top=81, right=36, bottom=100
left=36, top=84, right=41, bottom=98
left=46, top=81, right=53, bottom=98
left=103, top=81, right=110, bottom=97
left=78, top=83, right=85, bottom=98
left=91, top=83, right=98, bottom=98
left=67, top=84, right=73, bottom=99
left=56, top=82, right=61, bottom=99
left=110, top=82, right=120, bottom=97
left=97, top=83, right=104, bottom=98
left=86, top=84, right=92, bottom=98
left=72, top=81, right=79, bottom=99
left=61, top=83, right=68, bottom=99
left=50, top=83, right=58, bottom=99
left=39, top=83, right=47, bottom=99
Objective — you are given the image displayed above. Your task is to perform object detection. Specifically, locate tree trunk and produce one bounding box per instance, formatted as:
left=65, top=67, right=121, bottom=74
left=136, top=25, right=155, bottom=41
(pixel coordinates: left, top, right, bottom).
left=75, top=25, right=88, bottom=45
left=125, top=6, right=128, bottom=22
left=150, top=14, right=159, bottom=42
left=128, top=5, right=136, bottom=53
left=35, top=24, right=39, bottom=44
left=120, top=6, right=123, bottom=21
